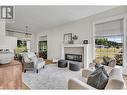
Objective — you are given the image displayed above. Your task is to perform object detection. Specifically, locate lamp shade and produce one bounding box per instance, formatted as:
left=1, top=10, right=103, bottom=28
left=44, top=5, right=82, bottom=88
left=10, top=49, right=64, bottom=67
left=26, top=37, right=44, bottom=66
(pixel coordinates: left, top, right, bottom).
left=0, top=36, right=17, bottom=49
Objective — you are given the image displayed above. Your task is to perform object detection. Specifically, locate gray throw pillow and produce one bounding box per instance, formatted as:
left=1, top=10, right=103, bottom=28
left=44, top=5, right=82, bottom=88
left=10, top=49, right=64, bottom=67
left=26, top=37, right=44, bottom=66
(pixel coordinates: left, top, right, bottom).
left=95, top=64, right=102, bottom=69
left=87, top=66, right=109, bottom=89
left=95, top=65, right=109, bottom=77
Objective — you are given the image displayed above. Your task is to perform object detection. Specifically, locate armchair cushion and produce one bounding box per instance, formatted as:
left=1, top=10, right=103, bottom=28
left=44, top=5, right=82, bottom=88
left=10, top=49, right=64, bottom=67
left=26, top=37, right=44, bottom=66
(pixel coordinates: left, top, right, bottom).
left=27, top=52, right=36, bottom=58
left=22, top=53, right=32, bottom=63
left=87, top=66, right=109, bottom=89
left=29, top=56, right=38, bottom=63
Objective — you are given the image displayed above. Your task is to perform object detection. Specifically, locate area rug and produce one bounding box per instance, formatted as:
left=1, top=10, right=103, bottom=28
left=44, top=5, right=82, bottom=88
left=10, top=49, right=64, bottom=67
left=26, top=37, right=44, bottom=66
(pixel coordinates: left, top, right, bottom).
left=23, top=64, right=83, bottom=89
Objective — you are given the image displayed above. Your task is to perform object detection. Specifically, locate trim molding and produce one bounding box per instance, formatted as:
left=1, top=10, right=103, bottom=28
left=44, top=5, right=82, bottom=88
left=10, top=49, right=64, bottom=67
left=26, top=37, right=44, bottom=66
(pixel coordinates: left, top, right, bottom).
left=6, top=29, right=32, bottom=35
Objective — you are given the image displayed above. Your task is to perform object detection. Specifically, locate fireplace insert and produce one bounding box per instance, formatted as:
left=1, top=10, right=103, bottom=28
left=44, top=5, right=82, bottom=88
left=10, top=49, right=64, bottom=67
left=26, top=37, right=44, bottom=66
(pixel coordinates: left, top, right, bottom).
left=65, top=54, right=82, bottom=62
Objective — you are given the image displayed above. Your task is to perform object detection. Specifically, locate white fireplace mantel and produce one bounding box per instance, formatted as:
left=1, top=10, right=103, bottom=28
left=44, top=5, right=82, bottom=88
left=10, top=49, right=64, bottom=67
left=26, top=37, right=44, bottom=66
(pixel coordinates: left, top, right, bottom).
left=61, top=44, right=91, bottom=68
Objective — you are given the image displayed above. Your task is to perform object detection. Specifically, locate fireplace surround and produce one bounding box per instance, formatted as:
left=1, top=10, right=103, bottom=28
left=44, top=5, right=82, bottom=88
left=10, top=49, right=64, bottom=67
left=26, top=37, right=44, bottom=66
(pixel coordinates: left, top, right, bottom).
left=61, top=44, right=91, bottom=68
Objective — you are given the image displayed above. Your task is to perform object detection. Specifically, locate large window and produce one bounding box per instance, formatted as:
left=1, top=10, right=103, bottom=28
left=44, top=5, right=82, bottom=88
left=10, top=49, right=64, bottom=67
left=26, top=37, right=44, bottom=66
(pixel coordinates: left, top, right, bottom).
left=95, top=19, right=124, bottom=66
left=95, top=36, right=123, bottom=66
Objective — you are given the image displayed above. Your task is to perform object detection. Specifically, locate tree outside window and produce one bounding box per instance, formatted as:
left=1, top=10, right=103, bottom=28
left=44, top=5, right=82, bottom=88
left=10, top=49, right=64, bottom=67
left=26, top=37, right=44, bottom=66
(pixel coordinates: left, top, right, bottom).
left=95, top=36, right=123, bottom=66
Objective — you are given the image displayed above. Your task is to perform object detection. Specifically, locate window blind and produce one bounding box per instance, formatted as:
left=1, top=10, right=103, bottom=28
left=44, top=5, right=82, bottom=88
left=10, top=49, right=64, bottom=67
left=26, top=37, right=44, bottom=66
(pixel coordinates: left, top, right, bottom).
left=95, top=19, right=123, bottom=37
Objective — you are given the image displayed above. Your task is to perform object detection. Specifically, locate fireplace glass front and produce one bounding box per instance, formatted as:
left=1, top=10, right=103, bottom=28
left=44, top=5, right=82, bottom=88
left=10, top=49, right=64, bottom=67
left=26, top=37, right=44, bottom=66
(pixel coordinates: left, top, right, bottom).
left=65, top=54, right=82, bottom=62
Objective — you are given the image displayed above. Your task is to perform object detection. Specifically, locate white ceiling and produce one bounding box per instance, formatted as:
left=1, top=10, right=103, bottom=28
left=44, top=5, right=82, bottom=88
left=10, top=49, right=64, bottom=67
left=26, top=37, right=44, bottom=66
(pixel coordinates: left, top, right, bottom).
left=6, top=6, right=116, bottom=33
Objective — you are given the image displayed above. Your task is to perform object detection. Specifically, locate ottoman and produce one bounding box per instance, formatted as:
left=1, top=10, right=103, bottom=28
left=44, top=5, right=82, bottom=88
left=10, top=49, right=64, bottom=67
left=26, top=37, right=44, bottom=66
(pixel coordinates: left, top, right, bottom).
left=58, top=59, right=68, bottom=68
left=69, top=62, right=80, bottom=71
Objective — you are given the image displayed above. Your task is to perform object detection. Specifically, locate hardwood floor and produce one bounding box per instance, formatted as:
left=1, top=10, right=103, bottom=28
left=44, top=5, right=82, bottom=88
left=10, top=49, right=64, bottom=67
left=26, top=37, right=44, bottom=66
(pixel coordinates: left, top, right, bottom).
left=22, top=83, right=29, bottom=89
left=44, top=59, right=57, bottom=64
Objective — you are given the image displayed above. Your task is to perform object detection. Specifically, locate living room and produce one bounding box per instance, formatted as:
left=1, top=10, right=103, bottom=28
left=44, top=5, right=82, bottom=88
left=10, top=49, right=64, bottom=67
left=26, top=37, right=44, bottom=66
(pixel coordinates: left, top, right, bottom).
left=0, top=5, right=127, bottom=91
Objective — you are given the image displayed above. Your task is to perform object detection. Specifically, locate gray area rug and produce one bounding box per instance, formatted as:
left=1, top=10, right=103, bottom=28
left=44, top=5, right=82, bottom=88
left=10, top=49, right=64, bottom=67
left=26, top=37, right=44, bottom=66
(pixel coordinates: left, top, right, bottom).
left=23, top=64, right=83, bottom=89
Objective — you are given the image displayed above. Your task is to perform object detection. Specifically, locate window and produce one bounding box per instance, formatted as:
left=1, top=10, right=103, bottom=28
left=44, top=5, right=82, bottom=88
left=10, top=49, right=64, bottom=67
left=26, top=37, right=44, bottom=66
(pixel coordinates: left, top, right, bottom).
left=95, top=19, right=124, bottom=66
left=38, top=41, right=47, bottom=59
left=16, top=40, right=31, bottom=53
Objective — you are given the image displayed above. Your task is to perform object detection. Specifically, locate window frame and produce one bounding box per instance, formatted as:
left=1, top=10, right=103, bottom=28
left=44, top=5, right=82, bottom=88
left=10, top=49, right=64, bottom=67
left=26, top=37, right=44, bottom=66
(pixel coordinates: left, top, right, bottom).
left=92, top=14, right=127, bottom=70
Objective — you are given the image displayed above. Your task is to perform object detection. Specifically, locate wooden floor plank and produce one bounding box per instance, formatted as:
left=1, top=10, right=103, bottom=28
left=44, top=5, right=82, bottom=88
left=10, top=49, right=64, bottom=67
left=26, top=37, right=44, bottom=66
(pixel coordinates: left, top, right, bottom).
left=22, top=83, right=30, bottom=89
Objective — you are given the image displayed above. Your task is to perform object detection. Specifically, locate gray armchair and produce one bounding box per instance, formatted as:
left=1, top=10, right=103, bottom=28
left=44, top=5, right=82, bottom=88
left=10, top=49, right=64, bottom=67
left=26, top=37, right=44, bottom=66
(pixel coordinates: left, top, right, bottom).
left=22, top=52, right=45, bottom=73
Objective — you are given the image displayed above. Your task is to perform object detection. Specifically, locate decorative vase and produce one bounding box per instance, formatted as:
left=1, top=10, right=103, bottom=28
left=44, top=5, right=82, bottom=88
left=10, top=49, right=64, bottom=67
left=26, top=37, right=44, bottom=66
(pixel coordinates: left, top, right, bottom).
left=68, top=40, right=74, bottom=44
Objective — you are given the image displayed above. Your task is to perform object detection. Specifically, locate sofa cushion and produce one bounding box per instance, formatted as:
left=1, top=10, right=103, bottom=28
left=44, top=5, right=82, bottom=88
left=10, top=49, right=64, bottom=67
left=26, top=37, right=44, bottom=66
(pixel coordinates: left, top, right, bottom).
left=23, top=53, right=32, bottom=63
left=87, top=66, right=109, bottom=89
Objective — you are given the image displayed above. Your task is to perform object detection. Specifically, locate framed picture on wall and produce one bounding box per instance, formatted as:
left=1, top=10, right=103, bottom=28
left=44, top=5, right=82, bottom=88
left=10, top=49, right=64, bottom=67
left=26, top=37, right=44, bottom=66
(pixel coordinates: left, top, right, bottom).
left=63, top=33, right=72, bottom=44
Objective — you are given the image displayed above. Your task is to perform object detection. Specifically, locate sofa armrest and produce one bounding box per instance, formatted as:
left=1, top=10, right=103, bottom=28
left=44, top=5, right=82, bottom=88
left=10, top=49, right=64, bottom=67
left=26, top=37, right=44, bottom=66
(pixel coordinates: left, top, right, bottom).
left=82, top=69, right=93, bottom=78
left=68, top=78, right=96, bottom=90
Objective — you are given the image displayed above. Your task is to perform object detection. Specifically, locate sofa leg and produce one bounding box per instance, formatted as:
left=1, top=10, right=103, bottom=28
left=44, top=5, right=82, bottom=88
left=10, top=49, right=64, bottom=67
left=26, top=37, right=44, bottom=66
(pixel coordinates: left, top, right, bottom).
left=36, top=69, right=38, bottom=73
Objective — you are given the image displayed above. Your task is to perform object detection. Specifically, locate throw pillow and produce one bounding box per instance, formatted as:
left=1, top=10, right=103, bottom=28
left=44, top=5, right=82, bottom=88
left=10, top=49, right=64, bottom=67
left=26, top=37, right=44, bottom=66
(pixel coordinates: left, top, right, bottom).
left=95, top=65, right=109, bottom=77
left=87, top=66, right=109, bottom=89
left=95, top=63, right=102, bottom=69
left=103, top=56, right=110, bottom=66
left=29, top=56, right=38, bottom=63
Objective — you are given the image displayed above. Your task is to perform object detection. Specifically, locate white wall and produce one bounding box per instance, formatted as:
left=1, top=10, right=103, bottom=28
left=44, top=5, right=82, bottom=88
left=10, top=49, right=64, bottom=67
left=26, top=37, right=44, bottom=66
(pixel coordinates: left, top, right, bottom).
left=0, top=22, right=5, bottom=36
left=6, top=30, right=36, bottom=52
left=39, top=36, right=47, bottom=41
left=30, top=33, right=37, bottom=52
left=35, top=7, right=127, bottom=61
left=0, top=22, right=17, bottom=50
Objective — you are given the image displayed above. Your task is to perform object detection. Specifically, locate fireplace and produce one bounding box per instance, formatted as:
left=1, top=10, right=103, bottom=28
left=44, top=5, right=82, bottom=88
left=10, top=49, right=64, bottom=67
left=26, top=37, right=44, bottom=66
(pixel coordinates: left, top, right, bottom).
left=62, top=44, right=91, bottom=68
left=65, top=54, right=82, bottom=62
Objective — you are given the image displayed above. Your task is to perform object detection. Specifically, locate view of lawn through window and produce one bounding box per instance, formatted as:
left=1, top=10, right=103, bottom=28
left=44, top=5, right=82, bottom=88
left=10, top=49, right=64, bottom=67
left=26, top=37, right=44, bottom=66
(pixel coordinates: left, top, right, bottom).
left=15, top=40, right=27, bottom=53
left=95, top=35, right=123, bottom=66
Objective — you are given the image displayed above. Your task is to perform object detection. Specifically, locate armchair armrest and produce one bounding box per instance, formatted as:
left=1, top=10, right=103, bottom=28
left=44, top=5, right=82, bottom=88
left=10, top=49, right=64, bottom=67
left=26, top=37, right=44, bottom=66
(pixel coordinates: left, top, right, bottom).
left=82, top=69, right=93, bottom=78
left=68, top=78, right=96, bottom=90
left=38, top=58, right=44, bottom=61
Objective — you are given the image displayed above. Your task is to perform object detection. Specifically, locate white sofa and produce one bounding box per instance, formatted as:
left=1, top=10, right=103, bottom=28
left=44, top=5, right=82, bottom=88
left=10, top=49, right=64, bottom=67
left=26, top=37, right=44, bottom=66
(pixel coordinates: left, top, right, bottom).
left=22, top=52, right=45, bottom=73
left=68, top=68, right=124, bottom=90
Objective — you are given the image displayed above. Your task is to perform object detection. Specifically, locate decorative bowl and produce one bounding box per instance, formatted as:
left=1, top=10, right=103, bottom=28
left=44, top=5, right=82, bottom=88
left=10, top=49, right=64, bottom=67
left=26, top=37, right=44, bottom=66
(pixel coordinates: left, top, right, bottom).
left=0, top=52, right=14, bottom=64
